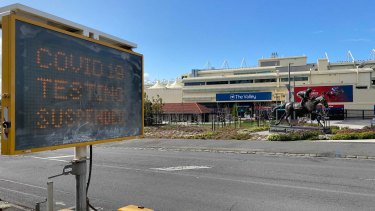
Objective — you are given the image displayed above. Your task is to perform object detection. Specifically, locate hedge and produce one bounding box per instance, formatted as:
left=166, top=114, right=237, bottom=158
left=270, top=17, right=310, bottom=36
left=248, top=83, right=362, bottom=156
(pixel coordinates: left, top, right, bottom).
left=331, top=132, right=375, bottom=140
left=267, top=131, right=321, bottom=141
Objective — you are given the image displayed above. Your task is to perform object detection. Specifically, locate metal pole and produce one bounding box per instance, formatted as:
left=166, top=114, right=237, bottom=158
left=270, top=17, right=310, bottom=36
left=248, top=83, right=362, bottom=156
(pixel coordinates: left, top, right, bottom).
left=73, top=146, right=87, bottom=211
left=288, top=63, right=291, bottom=102
left=276, top=109, right=278, bottom=121
left=362, top=110, right=365, bottom=120
left=47, top=181, right=53, bottom=211
left=35, top=202, right=41, bottom=211
left=293, top=75, right=296, bottom=102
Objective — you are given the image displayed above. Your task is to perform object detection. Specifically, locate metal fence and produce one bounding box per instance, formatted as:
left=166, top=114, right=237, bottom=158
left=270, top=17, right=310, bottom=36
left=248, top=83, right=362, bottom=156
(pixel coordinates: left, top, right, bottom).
left=344, top=109, right=375, bottom=119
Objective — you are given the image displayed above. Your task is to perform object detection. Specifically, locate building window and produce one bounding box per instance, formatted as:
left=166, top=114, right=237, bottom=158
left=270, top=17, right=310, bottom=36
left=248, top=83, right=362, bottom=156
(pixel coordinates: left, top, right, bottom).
left=184, top=82, right=205, bottom=86
left=372, top=80, right=375, bottom=85
left=234, top=70, right=272, bottom=75
left=230, top=80, right=253, bottom=84
left=206, top=81, right=229, bottom=85
left=254, top=78, right=276, bottom=83
left=280, top=77, right=308, bottom=82
left=356, top=85, right=368, bottom=89
left=260, top=61, right=280, bottom=67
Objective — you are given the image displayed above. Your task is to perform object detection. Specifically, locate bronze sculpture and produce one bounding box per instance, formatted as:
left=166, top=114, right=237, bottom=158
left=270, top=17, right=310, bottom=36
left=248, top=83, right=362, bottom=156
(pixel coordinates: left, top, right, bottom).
left=272, top=93, right=329, bottom=127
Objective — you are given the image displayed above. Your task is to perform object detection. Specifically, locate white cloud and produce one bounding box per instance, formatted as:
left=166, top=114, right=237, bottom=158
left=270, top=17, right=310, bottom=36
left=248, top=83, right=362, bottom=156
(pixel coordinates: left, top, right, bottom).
left=313, top=30, right=324, bottom=34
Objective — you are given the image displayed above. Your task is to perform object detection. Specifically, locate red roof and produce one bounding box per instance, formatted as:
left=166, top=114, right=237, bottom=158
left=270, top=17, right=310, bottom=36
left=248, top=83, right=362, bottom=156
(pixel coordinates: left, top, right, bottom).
left=162, top=103, right=212, bottom=114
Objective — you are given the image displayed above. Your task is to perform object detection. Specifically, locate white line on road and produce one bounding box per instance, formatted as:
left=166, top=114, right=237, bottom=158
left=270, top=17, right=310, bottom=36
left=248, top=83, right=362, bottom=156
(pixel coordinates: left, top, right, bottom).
left=187, top=173, right=375, bottom=198
left=93, top=164, right=141, bottom=171
left=0, top=179, right=46, bottom=190
left=0, top=178, right=72, bottom=195
left=56, top=201, right=66, bottom=206
left=46, top=155, right=73, bottom=159
left=151, top=166, right=212, bottom=171
left=22, top=152, right=375, bottom=198
left=93, top=164, right=375, bottom=198
left=27, top=156, right=70, bottom=162
left=0, top=186, right=44, bottom=199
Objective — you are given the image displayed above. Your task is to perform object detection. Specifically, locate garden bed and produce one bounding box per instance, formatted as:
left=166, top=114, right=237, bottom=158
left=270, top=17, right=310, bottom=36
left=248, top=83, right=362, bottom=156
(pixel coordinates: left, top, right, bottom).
left=144, top=125, right=268, bottom=140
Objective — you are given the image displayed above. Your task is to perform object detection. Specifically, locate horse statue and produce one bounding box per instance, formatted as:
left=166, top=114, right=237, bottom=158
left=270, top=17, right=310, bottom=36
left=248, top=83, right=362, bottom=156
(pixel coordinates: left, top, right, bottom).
left=272, top=95, right=329, bottom=127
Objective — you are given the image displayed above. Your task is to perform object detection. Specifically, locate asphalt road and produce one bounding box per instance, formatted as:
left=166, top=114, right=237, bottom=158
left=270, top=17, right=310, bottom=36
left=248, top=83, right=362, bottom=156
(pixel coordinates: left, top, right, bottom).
left=1, top=141, right=375, bottom=211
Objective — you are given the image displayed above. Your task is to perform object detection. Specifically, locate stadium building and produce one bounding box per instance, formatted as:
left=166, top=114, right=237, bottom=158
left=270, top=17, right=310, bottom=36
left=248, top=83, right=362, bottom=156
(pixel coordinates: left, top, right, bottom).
left=146, top=53, right=375, bottom=120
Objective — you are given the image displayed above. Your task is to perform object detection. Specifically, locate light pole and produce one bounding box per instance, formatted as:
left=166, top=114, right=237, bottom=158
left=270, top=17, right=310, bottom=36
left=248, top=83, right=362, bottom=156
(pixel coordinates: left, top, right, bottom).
left=288, top=63, right=291, bottom=102
left=293, top=75, right=296, bottom=102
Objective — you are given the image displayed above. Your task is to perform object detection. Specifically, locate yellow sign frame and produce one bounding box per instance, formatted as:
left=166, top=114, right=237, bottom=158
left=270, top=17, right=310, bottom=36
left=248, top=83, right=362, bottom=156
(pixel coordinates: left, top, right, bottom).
left=1, top=14, right=144, bottom=155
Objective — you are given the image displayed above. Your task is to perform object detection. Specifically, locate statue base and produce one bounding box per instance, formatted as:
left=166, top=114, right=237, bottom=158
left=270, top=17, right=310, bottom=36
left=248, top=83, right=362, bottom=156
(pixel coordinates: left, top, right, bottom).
left=269, top=125, right=331, bottom=134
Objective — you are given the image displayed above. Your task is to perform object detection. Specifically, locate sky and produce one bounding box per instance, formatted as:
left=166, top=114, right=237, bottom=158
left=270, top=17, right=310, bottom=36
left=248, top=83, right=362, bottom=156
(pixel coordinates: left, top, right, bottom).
left=1, top=0, right=375, bottom=83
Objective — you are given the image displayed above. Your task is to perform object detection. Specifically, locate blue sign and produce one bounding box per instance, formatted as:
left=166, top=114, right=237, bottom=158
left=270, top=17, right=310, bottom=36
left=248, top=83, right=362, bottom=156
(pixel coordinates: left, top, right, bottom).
left=216, top=92, right=272, bottom=101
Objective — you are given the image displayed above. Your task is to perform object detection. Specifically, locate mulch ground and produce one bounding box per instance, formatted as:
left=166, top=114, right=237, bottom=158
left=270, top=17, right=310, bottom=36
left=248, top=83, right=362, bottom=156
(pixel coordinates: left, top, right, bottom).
left=144, top=125, right=268, bottom=140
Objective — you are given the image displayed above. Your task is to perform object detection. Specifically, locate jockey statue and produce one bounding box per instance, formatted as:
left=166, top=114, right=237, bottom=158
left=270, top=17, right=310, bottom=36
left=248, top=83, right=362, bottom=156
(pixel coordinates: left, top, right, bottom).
left=297, top=88, right=312, bottom=108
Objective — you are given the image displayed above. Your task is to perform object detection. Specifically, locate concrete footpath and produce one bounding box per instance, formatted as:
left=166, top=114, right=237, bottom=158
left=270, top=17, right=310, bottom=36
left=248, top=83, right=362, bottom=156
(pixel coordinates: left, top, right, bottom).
left=103, top=138, right=375, bottom=160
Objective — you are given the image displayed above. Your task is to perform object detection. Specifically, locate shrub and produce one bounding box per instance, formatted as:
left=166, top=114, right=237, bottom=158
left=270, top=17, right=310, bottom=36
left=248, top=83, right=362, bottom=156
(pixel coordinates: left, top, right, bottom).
left=330, top=126, right=375, bottom=140
left=191, top=131, right=218, bottom=139
left=358, top=132, right=375, bottom=139
left=332, top=131, right=375, bottom=140
left=267, top=134, right=291, bottom=141
left=330, top=126, right=341, bottom=134
left=233, top=133, right=252, bottom=140
left=248, top=126, right=269, bottom=132
left=267, top=131, right=321, bottom=141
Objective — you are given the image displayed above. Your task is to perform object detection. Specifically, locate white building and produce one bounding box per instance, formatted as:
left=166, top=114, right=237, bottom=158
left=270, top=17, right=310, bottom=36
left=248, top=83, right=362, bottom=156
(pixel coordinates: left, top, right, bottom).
left=145, top=54, right=375, bottom=119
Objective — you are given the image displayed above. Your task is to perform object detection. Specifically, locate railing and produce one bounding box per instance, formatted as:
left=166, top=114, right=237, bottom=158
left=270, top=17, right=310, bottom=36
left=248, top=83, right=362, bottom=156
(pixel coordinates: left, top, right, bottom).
left=344, top=109, right=375, bottom=120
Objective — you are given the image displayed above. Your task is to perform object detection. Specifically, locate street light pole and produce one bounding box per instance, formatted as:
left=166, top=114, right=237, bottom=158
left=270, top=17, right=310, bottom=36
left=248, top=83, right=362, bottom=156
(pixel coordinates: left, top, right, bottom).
left=288, top=63, right=291, bottom=102
left=293, top=75, right=296, bottom=102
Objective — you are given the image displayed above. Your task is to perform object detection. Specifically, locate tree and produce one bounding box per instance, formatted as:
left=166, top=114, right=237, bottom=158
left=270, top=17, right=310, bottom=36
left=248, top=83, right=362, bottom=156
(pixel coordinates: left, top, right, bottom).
left=144, top=93, right=153, bottom=126
left=143, top=94, right=164, bottom=126
left=152, top=95, right=164, bottom=124
left=231, top=103, right=239, bottom=128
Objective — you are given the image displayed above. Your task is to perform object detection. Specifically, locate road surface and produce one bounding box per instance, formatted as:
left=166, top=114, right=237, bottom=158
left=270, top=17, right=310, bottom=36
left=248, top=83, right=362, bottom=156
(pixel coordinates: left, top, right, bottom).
left=1, top=141, right=375, bottom=210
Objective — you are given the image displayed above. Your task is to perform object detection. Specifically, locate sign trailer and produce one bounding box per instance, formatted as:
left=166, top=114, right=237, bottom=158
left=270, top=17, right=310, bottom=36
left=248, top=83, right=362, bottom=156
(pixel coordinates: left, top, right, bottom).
left=0, top=4, right=144, bottom=210
left=1, top=15, right=143, bottom=155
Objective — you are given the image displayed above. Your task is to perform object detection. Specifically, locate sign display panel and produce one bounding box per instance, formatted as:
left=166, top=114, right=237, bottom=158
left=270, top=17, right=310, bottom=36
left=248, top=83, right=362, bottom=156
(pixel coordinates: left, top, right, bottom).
left=2, top=16, right=143, bottom=154
left=216, top=92, right=272, bottom=101
left=294, top=85, right=353, bottom=103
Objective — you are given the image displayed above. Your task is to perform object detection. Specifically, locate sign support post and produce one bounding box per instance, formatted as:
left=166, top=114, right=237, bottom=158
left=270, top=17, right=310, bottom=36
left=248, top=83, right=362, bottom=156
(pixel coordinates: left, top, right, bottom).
left=47, top=181, right=54, bottom=211
left=73, top=146, right=87, bottom=211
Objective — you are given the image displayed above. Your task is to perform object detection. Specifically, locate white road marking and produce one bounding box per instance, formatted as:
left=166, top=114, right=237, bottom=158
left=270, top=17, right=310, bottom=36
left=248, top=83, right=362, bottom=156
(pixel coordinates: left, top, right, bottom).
left=0, top=179, right=45, bottom=189
left=92, top=164, right=375, bottom=197
left=21, top=153, right=375, bottom=198
left=0, top=178, right=71, bottom=194
left=55, top=201, right=66, bottom=206
left=93, top=164, right=142, bottom=171
left=0, top=186, right=43, bottom=198
left=151, top=166, right=212, bottom=171
left=46, top=155, right=73, bottom=159
left=27, top=156, right=69, bottom=162
left=207, top=174, right=375, bottom=198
